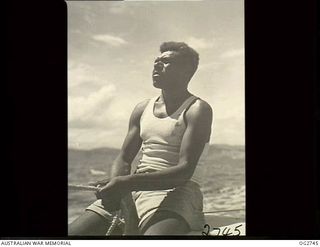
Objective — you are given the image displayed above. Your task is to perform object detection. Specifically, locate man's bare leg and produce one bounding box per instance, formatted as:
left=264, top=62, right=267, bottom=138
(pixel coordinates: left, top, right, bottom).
left=140, top=210, right=190, bottom=235
left=68, top=210, right=122, bottom=236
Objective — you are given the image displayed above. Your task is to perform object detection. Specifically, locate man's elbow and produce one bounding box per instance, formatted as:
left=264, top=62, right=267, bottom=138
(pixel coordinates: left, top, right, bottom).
left=175, top=164, right=195, bottom=185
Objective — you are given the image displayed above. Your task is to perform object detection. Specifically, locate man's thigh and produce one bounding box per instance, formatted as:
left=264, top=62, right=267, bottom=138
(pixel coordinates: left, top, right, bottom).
left=140, top=210, right=190, bottom=235
left=68, top=210, right=122, bottom=236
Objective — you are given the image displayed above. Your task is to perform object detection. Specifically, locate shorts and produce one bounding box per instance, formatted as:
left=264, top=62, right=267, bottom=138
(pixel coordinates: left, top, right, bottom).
left=86, top=180, right=205, bottom=231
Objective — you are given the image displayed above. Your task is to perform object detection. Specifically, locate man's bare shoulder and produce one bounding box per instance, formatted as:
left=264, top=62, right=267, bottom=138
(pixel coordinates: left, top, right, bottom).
left=186, top=98, right=213, bottom=120
left=130, top=99, right=151, bottom=122
left=133, top=99, right=150, bottom=114
left=184, top=98, right=213, bottom=142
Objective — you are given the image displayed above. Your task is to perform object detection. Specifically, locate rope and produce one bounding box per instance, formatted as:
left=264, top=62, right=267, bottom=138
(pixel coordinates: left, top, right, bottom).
left=106, top=213, right=121, bottom=235
left=68, top=184, right=99, bottom=192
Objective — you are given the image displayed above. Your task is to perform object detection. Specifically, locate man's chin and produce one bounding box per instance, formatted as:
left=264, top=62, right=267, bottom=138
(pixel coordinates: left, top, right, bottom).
left=152, top=80, right=162, bottom=89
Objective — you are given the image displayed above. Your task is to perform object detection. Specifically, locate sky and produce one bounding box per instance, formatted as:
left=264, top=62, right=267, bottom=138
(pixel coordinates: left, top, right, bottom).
left=67, top=0, right=245, bottom=149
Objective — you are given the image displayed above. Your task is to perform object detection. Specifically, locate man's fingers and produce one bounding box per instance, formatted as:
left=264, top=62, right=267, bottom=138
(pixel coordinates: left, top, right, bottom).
left=87, top=182, right=105, bottom=187
left=95, top=186, right=106, bottom=199
left=88, top=178, right=110, bottom=187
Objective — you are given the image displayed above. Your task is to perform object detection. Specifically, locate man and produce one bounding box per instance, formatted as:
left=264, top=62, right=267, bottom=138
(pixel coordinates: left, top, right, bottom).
left=68, top=41, right=213, bottom=235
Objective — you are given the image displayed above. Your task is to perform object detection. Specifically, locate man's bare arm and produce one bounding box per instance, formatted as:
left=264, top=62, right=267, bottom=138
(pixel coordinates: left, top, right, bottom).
left=118, top=99, right=213, bottom=191
left=110, top=100, right=149, bottom=177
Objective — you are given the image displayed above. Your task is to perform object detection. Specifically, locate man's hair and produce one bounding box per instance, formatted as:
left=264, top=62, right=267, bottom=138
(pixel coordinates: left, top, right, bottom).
left=160, top=41, right=199, bottom=80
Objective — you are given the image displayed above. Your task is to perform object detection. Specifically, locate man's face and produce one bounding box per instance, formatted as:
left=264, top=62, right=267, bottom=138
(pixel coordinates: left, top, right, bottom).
left=152, top=51, right=185, bottom=89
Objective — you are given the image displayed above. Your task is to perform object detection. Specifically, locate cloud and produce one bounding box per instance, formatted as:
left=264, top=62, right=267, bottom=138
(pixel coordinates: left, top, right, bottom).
left=67, top=60, right=142, bottom=149
left=68, top=61, right=103, bottom=89
left=221, top=48, right=244, bottom=58
left=68, top=90, right=136, bottom=148
left=68, top=128, right=126, bottom=149
left=186, top=37, right=215, bottom=50
left=68, top=85, right=117, bottom=129
left=92, top=34, right=128, bottom=47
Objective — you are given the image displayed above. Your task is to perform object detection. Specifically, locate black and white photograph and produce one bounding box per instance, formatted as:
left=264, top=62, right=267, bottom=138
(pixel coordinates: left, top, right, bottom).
left=67, top=0, right=245, bottom=236
left=4, top=0, right=319, bottom=241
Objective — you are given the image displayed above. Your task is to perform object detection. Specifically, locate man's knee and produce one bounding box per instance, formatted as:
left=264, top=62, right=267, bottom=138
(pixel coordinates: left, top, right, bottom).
left=68, top=210, right=111, bottom=236
left=142, top=218, right=190, bottom=235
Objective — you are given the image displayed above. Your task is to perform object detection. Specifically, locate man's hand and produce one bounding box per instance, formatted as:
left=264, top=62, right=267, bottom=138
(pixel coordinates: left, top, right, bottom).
left=88, top=177, right=110, bottom=188
left=96, top=176, right=130, bottom=212
left=88, top=178, right=121, bottom=211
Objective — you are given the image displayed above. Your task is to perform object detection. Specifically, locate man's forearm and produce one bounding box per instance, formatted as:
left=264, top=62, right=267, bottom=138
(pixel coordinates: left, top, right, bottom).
left=122, top=162, right=194, bottom=191
left=110, top=155, right=131, bottom=178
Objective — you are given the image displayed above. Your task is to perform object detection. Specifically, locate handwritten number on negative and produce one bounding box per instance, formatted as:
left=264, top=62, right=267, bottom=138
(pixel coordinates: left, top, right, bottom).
left=202, top=224, right=243, bottom=236
left=202, top=224, right=211, bottom=236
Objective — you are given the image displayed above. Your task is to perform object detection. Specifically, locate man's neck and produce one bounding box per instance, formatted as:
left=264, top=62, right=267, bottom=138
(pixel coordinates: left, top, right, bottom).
left=160, top=89, right=191, bottom=106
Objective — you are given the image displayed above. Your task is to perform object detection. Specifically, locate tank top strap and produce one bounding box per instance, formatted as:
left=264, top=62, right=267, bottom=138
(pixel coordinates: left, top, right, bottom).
left=173, top=95, right=199, bottom=118
left=141, top=95, right=199, bottom=120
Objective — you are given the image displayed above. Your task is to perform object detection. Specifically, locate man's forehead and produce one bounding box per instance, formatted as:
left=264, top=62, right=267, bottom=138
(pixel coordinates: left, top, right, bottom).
left=156, top=51, right=178, bottom=59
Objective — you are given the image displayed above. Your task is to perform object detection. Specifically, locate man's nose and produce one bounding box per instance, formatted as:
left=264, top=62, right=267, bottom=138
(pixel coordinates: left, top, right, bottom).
left=154, top=61, right=164, bottom=70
